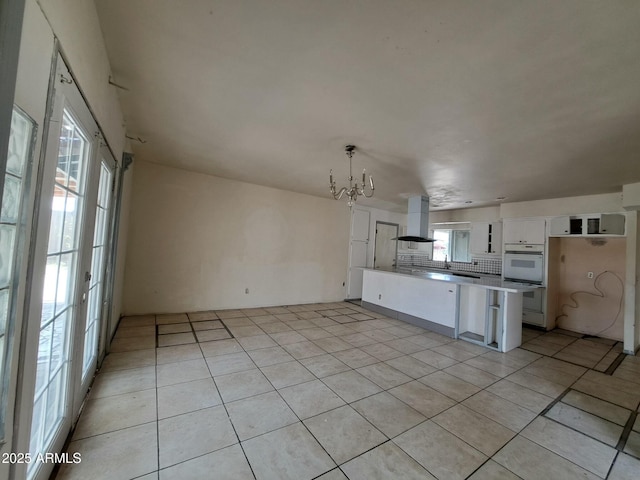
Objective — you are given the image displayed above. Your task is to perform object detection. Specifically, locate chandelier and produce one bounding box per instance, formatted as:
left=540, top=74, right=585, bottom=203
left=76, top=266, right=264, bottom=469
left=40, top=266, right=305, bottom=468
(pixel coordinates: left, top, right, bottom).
left=329, top=145, right=374, bottom=207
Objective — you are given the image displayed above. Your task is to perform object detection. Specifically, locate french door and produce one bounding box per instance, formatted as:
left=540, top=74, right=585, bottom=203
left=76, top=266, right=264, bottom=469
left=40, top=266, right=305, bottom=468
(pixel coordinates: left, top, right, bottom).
left=24, top=55, right=116, bottom=480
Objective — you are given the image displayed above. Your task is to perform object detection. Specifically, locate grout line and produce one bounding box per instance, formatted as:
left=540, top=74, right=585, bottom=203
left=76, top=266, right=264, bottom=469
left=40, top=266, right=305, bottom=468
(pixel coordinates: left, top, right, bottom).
left=616, top=410, right=637, bottom=451
left=604, top=352, right=627, bottom=376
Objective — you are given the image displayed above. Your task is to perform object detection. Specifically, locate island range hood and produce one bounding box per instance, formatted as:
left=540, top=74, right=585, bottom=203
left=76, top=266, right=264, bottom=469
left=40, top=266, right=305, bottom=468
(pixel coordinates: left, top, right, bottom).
left=395, top=195, right=435, bottom=242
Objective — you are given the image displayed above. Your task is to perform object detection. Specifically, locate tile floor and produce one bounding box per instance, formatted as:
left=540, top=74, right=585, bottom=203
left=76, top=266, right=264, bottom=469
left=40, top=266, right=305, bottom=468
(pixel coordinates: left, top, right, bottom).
left=56, top=302, right=640, bottom=480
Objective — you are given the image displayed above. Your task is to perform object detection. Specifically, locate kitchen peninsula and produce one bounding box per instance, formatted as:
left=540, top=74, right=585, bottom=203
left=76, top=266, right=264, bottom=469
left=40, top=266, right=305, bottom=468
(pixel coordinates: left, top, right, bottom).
left=361, top=267, right=537, bottom=352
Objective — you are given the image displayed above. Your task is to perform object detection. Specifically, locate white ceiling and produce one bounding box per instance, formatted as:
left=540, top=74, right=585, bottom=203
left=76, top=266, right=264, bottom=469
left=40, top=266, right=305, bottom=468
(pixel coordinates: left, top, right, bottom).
left=95, top=0, right=640, bottom=212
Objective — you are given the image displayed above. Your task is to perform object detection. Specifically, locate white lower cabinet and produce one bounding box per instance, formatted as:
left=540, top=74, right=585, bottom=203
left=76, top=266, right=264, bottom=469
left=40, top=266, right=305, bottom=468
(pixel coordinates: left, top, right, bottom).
left=362, top=270, right=457, bottom=328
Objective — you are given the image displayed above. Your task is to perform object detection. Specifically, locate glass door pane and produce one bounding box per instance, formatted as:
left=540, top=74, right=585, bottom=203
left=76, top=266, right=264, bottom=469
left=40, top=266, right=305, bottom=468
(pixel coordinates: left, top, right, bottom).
left=81, top=160, right=113, bottom=380
left=29, top=109, right=90, bottom=465
left=0, top=107, right=36, bottom=441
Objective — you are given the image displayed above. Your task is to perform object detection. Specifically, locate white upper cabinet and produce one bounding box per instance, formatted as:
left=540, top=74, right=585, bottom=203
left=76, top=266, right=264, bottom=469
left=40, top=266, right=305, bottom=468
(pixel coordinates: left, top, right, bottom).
left=549, top=213, right=625, bottom=236
left=503, top=218, right=546, bottom=244
left=351, top=208, right=370, bottom=241
left=470, top=222, right=502, bottom=255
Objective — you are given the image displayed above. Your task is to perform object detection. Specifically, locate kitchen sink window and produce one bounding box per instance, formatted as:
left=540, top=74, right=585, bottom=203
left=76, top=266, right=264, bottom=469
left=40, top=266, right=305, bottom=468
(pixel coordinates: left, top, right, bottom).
left=433, top=228, right=471, bottom=263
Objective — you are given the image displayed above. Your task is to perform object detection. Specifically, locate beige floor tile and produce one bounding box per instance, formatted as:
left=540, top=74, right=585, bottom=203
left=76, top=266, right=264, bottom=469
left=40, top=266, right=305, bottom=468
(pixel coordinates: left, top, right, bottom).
left=282, top=340, right=326, bottom=359
left=191, top=319, right=224, bottom=331
left=493, top=436, right=600, bottom=480
left=237, top=334, right=277, bottom=350
left=522, top=416, right=616, bottom=477
left=135, top=473, right=158, bottom=480
left=404, top=334, right=445, bottom=349
left=157, top=377, right=221, bottom=419
left=299, top=327, right=335, bottom=341
left=227, top=391, right=298, bottom=440
left=58, top=423, right=157, bottom=480
left=157, top=323, right=192, bottom=334
left=158, top=332, right=196, bottom=347
left=419, top=371, right=481, bottom=402
left=562, top=389, right=631, bottom=425
left=332, top=348, right=378, bottom=368
left=521, top=363, right=582, bottom=387
left=216, top=309, right=249, bottom=319
left=195, top=329, right=232, bottom=342
left=275, top=313, right=301, bottom=322
left=530, top=356, right=588, bottom=377
left=394, top=420, right=487, bottom=480
left=313, top=337, right=353, bottom=353
left=322, top=370, right=382, bottom=403
left=248, top=345, right=295, bottom=367
left=156, top=313, right=189, bottom=324
left=486, top=379, right=554, bottom=413
left=158, top=444, right=252, bottom=480
left=609, top=452, right=640, bottom=479
left=270, top=331, right=308, bottom=345
left=431, top=344, right=479, bottom=361
left=73, top=389, right=156, bottom=440
left=479, top=349, right=539, bottom=369
left=342, top=333, right=378, bottom=347
left=356, top=363, right=412, bottom=389
left=613, top=364, right=640, bottom=385
left=361, top=343, right=404, bottom=361
left=351, top=392, right=426, bottom=437
left=156, top=343, right=203, bottom=364
left=546, top=402, right=623, bottom=446
left=158, top=405, right=237, bottom=468
left=90, top=366, right=156, bottom=399
left=463, top=356, right=518, bottom=377
left=186, top=310, right=219, bottom=321
left=214, top=368, right=274, bottom=403
left=467, top=460, right=520, bottom=479
left=205, top=351, right=256, bottom=376
left=444, top=363, right=500, bottom=388
left=260, top=360, right=315, bottom=388
left=384, top=355, right=437, bottom=379
left=382, top=338, right=424, bottom=354
left=300, top=354, right=350, bottom=378
left=572, top=377, right=640, bottom=410
left=504, top=370, right=566, bottom=397
left=242, top=307, right=270, bottom=315
left=296, top=311, right=323, bottom=320
left=243, top=423, right=336, bottom=480
left=260, top=321, right=293, bottom=333
left=119, top=315, right=155, bottom=327
left=382, top=326, right=416, bottom=338
left=248, top=314, right=279, bottom=325
left=279, top=379, right=345, bottom=419
left=410, top=349, right=458, bottom=369
left=388, top=381, right=455, bottom=418
left=288, top=319, right=316, bottom=330
left=462, top=391, right=537, bottom=432
left=199, top=338, right=243, bottom=357
left=432, top=404, right=516, bottom=456
left=101, top=349, right=156, bottom=372
left=521, top=341, right=564, bottom=356
left=304, top=405, right=386, bottom=464
left=342, top=442, right=435, bottom=480
left=635, top=415, right=640, bottom=432
left=316, top=468, right=349, bottom=480
left=311, top=317, right=339, bottom=327
left=157, top=358, right=210, bottom=387
left=624, top=431, right=640, bottom=458
left=114, top=325, right=156, bottom=338
left=229, top=325, right=264, bottom=337
left=110, top=335, right=156, bottom=352
left=362, top=329, right=398, bottom=342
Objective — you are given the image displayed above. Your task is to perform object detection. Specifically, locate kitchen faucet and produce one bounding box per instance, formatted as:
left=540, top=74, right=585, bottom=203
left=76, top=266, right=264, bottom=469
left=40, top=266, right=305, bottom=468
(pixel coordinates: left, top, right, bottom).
left=444, top=255, right=451, bottom=269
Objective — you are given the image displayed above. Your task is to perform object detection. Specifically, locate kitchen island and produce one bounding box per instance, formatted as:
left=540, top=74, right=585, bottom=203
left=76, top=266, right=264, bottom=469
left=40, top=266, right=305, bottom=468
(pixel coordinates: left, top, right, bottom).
left=361, top=267, right=537, bottom=352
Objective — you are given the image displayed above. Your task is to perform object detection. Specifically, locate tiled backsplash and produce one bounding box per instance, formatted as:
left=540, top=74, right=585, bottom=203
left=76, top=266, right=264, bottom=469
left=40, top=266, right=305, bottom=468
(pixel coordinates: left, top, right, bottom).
left=398, top=254, right=502, bottom=276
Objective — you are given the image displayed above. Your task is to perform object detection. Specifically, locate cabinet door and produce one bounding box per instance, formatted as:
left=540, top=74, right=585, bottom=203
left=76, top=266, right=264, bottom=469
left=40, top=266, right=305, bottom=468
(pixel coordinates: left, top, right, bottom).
left=599, top=214, right=625, bottom=235
left=489, top=222, right=502, bottom=254
left=470, top=222, right=489, bottom=254
left=503, top=219, right=545, bottom=244
left=549, top=217, right=570, bottom=235
left=351, top=208, right=370, bottom=241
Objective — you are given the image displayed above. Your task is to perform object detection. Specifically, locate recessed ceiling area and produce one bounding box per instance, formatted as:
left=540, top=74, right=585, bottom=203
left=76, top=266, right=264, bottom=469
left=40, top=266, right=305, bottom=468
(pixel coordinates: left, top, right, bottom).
left=95, top=0, right=640, bottom=211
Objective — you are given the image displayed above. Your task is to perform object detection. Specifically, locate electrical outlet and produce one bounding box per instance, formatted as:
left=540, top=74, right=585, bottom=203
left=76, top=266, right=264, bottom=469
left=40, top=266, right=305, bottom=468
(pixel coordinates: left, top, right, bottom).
left=587, top=272, right=594, bottom=279
left=245, top=288, right=249, bottom=294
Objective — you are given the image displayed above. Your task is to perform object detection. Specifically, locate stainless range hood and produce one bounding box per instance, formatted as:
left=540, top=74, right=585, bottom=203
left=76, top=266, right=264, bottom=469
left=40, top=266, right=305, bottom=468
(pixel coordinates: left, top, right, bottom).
left=396, top=195, right=435, bottom=242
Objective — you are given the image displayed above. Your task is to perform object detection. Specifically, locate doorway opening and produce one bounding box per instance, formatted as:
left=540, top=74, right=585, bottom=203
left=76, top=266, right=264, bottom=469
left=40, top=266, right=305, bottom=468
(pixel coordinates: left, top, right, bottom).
left=374, top=222, right=399, bottom=270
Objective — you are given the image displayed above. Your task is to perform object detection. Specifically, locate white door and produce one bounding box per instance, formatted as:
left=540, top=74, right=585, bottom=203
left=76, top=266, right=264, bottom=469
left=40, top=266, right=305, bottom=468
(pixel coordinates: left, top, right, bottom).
left=347, top=241, right=368, bottom=299
left=374, top=222, right=398, bottom=269
left=17, top=56, right=110, bottom=480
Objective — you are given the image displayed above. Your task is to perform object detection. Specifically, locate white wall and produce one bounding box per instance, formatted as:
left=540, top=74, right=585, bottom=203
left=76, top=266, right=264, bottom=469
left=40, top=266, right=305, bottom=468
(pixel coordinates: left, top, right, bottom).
left=500, top=192, right=623, bottom=218
left=123, top=161, right=350, bottom=314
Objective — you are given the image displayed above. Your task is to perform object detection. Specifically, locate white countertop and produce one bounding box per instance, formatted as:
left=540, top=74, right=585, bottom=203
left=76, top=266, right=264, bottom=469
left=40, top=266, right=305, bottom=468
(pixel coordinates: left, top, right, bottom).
left=363, top=267, right=539, bottom=293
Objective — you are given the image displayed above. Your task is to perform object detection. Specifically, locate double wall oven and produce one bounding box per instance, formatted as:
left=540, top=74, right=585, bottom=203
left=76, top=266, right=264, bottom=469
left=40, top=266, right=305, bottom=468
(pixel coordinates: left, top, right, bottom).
left=504, top=244, right=545, bottom=326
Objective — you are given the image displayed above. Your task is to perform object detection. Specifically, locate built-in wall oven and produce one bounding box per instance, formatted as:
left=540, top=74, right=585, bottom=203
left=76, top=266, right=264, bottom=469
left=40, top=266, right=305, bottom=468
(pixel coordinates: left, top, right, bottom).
left=504, top=244, right=546, bottom=327
left=503, top=244, right=544, bottom=284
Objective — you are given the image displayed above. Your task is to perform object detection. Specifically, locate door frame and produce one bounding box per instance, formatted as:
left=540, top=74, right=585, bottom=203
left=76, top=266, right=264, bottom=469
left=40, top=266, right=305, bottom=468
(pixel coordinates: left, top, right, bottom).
left=373, top=221, right=399, bottom=269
